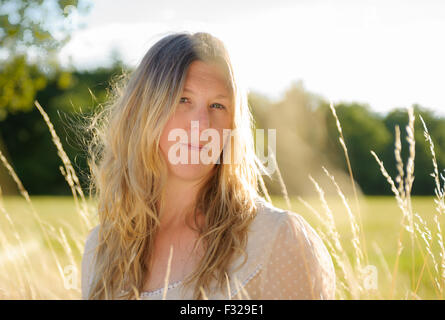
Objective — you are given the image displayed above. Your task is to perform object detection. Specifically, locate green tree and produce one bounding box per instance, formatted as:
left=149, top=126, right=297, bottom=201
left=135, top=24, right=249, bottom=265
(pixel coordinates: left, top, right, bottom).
left=0, top=0, right=91, bottom=120
left=382, top=106, right=445, bottom=195
left=321, top=102, right=393, bottom=195
left=0, top=64, right=127, bottom=195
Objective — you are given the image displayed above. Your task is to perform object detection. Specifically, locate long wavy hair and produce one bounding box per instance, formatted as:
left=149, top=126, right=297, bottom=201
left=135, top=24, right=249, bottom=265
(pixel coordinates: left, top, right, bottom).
left=85, top=31, right=271, bottom=299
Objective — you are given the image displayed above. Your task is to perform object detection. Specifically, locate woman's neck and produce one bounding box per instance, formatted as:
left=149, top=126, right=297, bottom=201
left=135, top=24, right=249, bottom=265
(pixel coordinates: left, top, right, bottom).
left=157, top=175, right=206, bottom=231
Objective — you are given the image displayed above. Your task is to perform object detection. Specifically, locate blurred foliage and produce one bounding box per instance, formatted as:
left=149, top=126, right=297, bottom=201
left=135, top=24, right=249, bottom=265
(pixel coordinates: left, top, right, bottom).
left=381, top=107, right=445, bottom=195
left=321, top=102, right=393, bottom=194
left=0, top=0, right=91, bottom=119
left=0, top=62, right=127, bottom=195
left=247, top=81, right=445, bottom=196
left=0, top=56, right=444, bottom=195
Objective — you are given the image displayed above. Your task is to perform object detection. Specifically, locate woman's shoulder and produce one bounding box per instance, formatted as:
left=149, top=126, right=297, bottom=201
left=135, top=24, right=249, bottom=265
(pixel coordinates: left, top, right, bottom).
left=251, top=196, right=336, bottom=299
left=85, top=225, right=100, bottom=245
left=81, top=225, right=100, bottom=299
left=252, top=196, right=308, bottom=234
left=253, top=196, right=322, bottom=239
left=83, top=225, right=100, bottom=259
left=231, top=196, right=296, bottom=268
left=253, top=196, right=333, bottom=270
left=252, top=196, right=288, bottom=225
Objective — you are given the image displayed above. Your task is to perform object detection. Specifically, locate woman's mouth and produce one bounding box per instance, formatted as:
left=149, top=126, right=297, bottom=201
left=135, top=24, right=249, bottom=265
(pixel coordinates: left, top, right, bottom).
left=182, top=143, right=207, bottom=151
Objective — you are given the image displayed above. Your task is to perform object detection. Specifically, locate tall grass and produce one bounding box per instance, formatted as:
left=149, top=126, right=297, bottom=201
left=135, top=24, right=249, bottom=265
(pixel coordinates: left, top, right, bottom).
left=0, top=101, right=96, bottom=299
left=0, top=99, right=443, bottom=299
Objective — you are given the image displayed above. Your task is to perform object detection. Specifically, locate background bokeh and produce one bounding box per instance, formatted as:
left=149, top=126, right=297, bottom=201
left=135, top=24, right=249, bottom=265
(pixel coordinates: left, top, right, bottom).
left=0, top=0, right=444, bottom=300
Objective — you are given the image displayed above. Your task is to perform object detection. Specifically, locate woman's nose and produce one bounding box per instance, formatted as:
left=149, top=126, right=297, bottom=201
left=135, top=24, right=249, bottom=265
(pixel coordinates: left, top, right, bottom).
left=189, top=104, right=211, bottom=144
left=193, top=103, right=210, bottom=131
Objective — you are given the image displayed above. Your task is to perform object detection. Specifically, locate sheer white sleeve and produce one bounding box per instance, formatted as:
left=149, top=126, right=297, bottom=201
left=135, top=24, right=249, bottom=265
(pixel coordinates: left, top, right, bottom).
left=81, top=225, right=99, bottom=300
left=258, top=212, right=336, bottom=299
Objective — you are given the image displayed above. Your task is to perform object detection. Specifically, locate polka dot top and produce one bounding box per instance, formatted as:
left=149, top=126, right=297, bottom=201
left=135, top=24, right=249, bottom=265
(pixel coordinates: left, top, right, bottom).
left=81, top=196, right=336, bottom=300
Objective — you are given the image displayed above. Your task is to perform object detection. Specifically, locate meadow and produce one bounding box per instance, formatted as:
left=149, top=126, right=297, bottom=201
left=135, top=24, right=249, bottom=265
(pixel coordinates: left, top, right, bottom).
left=0, top=195, right=441, bottom=299
left=0, top=103, right=443, bottom=300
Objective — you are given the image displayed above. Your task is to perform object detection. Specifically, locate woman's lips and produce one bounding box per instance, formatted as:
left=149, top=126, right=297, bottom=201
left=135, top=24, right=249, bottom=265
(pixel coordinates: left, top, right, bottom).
left=181, top=143, right=207, bottom=151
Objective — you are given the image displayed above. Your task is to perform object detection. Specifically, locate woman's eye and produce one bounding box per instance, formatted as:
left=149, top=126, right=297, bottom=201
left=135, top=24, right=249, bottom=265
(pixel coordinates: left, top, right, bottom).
left=179, top=98, right=225, bottom=110
left=211, top=103, right=226, bottom=110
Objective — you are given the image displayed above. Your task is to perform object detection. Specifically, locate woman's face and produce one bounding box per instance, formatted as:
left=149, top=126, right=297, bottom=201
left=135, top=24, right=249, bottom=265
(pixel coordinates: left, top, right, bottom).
left=159, top=60, right=233, bottom=183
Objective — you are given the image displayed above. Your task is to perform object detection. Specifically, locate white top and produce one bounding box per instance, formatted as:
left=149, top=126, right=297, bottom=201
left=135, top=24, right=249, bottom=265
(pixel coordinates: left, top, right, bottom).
left=81, top=197, right=336, bottom=300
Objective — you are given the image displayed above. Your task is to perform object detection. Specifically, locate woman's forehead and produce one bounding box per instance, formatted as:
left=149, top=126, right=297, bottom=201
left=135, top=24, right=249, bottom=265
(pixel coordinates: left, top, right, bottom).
left=184, top=61, right=233, bottom=94
left=186, top=61, right=227, bottom=81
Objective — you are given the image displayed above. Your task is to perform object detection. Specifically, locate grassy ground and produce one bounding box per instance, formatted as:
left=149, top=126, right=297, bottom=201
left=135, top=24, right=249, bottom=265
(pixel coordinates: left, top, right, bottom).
left=0, top=194, right=442, bottom=299
left=275, top=195, right=443, bottom=299
left=0, top=195, right=98, bottom=299
left=1, top=104, right=442, bottom=299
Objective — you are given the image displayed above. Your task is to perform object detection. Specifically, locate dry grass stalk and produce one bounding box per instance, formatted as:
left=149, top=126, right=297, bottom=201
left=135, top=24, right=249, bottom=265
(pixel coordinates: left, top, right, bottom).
left=0, top=101, right=96, bottom=298
left=258, top=173, right=272, bottom=204
left=371, top=241, right=392, bottom=284
left=232, top=275, right=251, bottom=300
left=268, top=145, right=291, bottom=210
left=414, top=214, right=438, bottom=275
left=370, top=106, right=444, bottom=299
left=3, top=96, right=445, bottom=300
left=434, top=214, right=445, bottom=297
left=131, top=284, right=140, bottom=300
left=224, top=272, right=232, bottom=299
left=58, top=227, right=77, bottom=284
left=0, top=149, right=65, bottom=290
left=315, top=228, right=348, bottom=299
left=420, top=115, right=445, bottom=296
left=297, top=196, right=327, bottom=230
left=370, top=149, right=411, bottom=298
left=322, top=166, right=365, bottom=288
left=0, top=188, right=37, bottom=298
left=413, top=213, right=441, bottom=295
left=308, top=174, right=359, bottom=298
left=162, top=245, right=174, bottom=300
left=371, top=107, right=417, bottom=296
left=0, top=229, right=32, bottom=297
left=34, top=100, right=93, bottom=233
left=329, top=101, right=368, bottom=265
left=237, top=279, right=251, bottom=300
left=394, top=126, right=406, bottom=200
left=296, top=195, right=349, bottom=298
left=199, top=286, right=209, bottom=300
left=405, top=108, right=416, bottom=289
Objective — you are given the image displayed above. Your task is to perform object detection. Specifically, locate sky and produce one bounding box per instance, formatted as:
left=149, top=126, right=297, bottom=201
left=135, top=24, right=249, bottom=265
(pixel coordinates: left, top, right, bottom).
left=59, top=0, right=445, bottom=117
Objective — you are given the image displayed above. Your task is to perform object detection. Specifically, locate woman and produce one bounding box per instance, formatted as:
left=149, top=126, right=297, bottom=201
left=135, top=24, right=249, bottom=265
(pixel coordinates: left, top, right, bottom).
left=81, top=31, right=335, bottom=300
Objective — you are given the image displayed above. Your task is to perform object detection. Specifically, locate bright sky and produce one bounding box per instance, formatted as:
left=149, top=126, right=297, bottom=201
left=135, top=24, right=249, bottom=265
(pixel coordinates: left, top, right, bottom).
left=59, top=0, right=445, bottom=117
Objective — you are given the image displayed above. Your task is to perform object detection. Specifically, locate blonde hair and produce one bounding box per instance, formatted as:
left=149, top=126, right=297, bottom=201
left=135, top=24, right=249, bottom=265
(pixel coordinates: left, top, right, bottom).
left=85, top=31, right=270, bottom=299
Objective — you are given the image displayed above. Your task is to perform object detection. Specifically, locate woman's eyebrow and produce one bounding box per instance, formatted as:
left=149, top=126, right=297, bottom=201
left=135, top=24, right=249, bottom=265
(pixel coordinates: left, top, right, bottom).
left=183, top=87, right=230, bottom=100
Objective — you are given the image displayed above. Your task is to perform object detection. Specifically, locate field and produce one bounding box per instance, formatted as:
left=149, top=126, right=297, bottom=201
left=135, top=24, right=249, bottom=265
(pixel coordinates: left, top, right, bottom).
left=275, top=195, right=444, bottom=299
left=0, top=104, right=443, bottom=300
left=0, top=194, right=442, bottom=299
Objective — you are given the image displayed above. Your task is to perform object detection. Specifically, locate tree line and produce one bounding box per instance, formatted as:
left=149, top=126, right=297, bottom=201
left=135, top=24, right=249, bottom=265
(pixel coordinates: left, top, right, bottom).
left=0, top=64, right=444, bottom=196
left=2, top=1, right=443, bottom=196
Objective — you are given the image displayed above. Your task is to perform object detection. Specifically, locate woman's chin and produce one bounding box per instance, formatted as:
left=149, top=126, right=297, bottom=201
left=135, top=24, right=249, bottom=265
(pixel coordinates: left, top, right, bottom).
left=169, top=163, right=215, bottom=181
